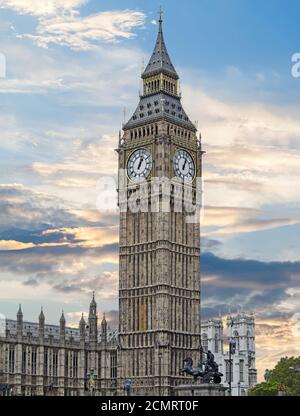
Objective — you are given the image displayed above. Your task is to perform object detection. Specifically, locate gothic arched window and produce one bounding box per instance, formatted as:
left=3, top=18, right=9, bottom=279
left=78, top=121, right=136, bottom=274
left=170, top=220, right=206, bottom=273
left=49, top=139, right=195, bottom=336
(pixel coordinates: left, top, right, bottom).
left=233, top=330, right=239, bottom=350
left=246, top=330, right=250, bottom=351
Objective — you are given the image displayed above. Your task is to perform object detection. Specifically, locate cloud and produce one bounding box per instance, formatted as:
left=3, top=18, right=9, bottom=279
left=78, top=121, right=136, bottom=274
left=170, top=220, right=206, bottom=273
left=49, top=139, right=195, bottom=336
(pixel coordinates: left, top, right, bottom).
left=206, top=218, right=300, bottom=236
left=52, top=270, right=118, bottom=299
left=255, top=316, right=300, bottom=381
left=184, top=84, right=300, bottom=148
left=0, top=240, right=35, bottom=250
left=201, top=252, right=300, bottom=320
left=65, top=308, right=118, bottom=328
left=31, top=134, right=118, bottom=184
left=0, top=183, right=119, bottom=292
left=23, top=10, right=146, bottom=50
left=0, top=0, right=87, bottom=16
left=1, top=0, right=146, bottom=51
left=41, top=225, right=119, bottom=248
left=0, top=35, right=143, bottom=96
left=0, top=183, right=87, bottom=231
left=202, top=205, right=300, bottom=237
left=181, top=84, right=300, bottom=213
left=203, top=206, right=259, bottom=227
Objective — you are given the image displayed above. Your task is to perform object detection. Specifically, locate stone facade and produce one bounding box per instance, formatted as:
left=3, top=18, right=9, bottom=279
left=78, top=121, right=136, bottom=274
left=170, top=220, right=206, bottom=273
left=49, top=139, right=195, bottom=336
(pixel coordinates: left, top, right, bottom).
left=0, top=16, right=257, bottom=397
left=0, top=306, right=257, bottom=396
left=117, top=15, right=202, bottom=396
left=201, top=314, right=257, bottom=396
left=0, top=296, right=118, bottom=396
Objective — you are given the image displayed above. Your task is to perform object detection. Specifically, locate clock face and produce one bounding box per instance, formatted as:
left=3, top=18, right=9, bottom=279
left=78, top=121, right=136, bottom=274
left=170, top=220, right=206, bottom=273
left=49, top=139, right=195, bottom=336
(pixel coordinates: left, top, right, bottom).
left=127, top=148, right=152, bottom=181
left=173, top=149, right=195, bottom=180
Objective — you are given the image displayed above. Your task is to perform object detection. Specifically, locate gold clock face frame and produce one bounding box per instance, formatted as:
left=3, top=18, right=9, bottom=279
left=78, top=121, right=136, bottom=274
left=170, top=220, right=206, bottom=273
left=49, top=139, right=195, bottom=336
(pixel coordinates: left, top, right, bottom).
left=126, top=148, right=152, bottom=182
left=173, top=148, right=195, bottom=180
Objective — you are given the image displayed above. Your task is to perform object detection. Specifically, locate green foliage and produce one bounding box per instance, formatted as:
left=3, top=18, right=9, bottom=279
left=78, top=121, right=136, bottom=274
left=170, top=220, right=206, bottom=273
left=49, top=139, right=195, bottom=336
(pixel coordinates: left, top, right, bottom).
left=249, top=356, right=300, bottom=396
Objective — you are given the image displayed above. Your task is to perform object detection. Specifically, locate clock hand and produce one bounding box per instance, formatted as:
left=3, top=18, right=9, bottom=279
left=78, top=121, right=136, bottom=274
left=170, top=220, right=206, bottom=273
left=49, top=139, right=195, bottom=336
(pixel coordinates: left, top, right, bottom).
left=183, top=159, right=187, bottom=171
left=137, top=157, right=144, bottom=171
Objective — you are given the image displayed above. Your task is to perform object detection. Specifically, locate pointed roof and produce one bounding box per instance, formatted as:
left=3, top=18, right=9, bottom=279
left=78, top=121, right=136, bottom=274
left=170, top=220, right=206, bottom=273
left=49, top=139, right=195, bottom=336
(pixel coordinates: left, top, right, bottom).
left=90, top=291, right=96, bottom=309
left=17, top=304, right=23, bottom=316
left=39, top=307, right=45, bottom=321
left=142, top=13, right=178, bottom=80
left=60, top=310, right=66, bottom=324
left=124, top=92, right=196, bottom=131
left=101, top=313, right=107, bottom=325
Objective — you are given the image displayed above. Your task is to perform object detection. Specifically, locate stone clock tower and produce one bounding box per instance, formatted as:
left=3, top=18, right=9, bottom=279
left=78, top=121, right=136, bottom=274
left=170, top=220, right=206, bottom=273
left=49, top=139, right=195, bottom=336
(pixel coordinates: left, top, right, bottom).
left=117, top=13, right=202, bottom=395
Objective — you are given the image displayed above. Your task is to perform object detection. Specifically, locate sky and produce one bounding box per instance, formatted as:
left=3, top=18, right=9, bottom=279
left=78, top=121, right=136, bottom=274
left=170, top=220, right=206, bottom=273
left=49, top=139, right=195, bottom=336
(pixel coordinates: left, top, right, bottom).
left=0, top=0, right=300, bottom=381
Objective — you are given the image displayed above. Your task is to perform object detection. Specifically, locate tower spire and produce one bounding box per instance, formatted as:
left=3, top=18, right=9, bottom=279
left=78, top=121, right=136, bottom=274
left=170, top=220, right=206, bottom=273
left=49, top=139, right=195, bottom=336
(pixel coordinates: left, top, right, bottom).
left=159, top=5, right=163, bottom=24
left=141, top=9, right=178, bottom=80
left=124, top=9, right=196, bottom=132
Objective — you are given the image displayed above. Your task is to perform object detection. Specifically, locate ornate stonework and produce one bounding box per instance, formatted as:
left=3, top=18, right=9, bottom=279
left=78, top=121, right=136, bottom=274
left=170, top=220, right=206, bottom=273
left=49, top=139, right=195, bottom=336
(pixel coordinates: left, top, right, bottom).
left=0, top=298, right=117, bottom=396
left=117, top=16, right=202, bottom=395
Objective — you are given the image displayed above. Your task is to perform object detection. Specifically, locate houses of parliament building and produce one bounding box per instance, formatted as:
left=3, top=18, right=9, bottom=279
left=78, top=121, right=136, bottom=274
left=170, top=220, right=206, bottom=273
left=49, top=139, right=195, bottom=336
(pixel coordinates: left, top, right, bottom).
left=0, top=15, right=256, bottom=396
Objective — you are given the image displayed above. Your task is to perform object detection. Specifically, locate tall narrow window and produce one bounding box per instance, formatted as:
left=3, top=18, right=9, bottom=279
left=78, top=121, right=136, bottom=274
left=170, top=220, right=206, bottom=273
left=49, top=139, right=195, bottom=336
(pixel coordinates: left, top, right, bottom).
left=239, top=359, right=244, bottom=382
left=202, top=334, right=208, bottom=352
left=31, top=348, right=37, bottom=375
left=73, top=352, right=78, bottom=379
left=110, top=351, right=117, bottom=379
left=233, top=330, right=240, bottom=350
left=53, top=350, right=58, bottom=377
left=65, top=351, right=69, bottom=378
left=22, top=349, right=26, bottom=373
left=44, top=349, right=48, bottom=376
left=215, top=334, right=219, bottom=353
left=225, top=359, right=233, bottom=383
left=9, top=347, right=15, bottom=373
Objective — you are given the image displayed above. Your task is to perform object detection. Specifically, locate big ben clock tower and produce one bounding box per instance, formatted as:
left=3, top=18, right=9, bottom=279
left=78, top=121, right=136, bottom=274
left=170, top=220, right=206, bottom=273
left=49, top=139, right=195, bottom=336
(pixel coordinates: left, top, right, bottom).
left=117, top=12, right=202, bottom=395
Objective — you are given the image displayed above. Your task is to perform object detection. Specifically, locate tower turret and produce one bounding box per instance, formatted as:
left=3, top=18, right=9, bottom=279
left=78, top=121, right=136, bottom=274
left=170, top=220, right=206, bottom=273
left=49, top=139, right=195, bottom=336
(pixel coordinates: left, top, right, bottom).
left=79, top=313, right=86, bottom=343
left=39, top=307, right=45, bottom=339
left=88, top=292, right=98, bottom=345
left=60, top=310, right=66, bottom=342
left=101, top=313, right=107, bottom=344
left=16, top=304, right=23, bottom=337
left=123, top=10, right=196, bottom=132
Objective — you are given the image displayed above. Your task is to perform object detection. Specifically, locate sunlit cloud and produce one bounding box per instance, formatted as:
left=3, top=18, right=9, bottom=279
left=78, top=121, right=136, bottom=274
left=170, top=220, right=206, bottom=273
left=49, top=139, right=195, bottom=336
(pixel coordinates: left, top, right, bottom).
left=1, top=0, right=146, bottom=51
left=42, top=225, right=119, bottom=248
left=0, top=0, right=87, bottom=16
left=0, top=240, right=35, bottom=250
left=184, top=85, right=300, bottom=148
left=23, top=10, right=146, bottom=50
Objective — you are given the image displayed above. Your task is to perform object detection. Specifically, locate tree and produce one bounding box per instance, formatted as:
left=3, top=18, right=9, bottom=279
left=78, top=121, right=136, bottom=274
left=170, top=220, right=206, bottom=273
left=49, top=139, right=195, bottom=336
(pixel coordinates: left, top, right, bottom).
left=249, top=356, right=300, bottom=396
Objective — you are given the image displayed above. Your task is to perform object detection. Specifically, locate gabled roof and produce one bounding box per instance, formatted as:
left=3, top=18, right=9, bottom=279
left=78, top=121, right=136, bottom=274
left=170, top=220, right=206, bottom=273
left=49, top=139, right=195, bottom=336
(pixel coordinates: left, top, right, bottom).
left=142, top=17, right=179, bottom=80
